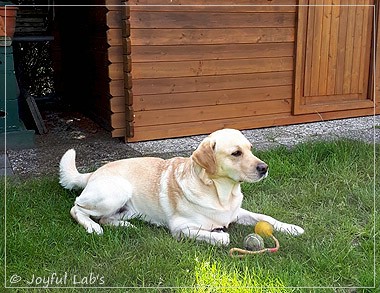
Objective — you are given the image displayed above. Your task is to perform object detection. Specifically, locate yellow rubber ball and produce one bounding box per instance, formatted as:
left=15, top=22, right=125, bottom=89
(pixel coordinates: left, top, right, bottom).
left=254, top=221, right=273, bottom=237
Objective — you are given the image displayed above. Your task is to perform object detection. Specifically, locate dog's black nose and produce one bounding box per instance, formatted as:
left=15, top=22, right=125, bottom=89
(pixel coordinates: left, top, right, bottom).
left=256, top=163, right=268, bottom=175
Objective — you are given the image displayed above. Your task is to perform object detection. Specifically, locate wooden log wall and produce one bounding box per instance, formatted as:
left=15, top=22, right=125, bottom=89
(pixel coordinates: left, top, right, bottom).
left=126, top=0, right=297, bottom=141
left=90, top=0, right=126, bottom=136
left=125, top=0, right=380, bottom=142
left=53, top=1, right=126, bottom=136
left=101, top=0, right=128, bottom=137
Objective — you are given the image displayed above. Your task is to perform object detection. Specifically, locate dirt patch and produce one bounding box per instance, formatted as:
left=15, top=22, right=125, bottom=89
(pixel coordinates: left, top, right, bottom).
left=7, top=110, right=141, bottom=178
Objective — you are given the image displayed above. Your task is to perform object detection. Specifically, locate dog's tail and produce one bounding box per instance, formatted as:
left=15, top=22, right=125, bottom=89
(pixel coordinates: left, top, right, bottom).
left=59, top=149, right=92, bottom=190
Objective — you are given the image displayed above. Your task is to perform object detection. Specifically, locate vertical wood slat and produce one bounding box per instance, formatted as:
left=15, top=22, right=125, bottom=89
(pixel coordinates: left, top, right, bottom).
left=326, top=0, right=341, bottom=95
left=358, top=2, right=374, bottom=95
left=350, top=0, right=364, bottom=93
left=334, top=0, right=349, bottom=95
left=309, top=0, right=323, bottom=96
left=318, top=0, right=332, bottom=96
left=294, top=0, right=308, bottom=113
left=342, top=3, right=357, bottom=94
left=305, top=0, right=323, bottom=96
left=376, top=2, right=380, bottom=106
left=303, top=0, right=314, bottom=97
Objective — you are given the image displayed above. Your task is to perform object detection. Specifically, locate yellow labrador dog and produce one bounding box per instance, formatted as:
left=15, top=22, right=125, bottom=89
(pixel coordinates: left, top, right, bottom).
left=60, top=129, right=304, bottom=245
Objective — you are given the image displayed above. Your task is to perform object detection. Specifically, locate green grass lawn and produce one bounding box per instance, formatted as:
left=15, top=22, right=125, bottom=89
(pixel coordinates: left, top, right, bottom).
left=1, top=140, right=379, bottom=292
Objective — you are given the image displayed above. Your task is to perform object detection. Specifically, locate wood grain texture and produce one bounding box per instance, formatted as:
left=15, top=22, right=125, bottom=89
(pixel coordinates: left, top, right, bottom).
left=129, top=11, right=295, bottom=28
left=131, top=43, right=294, bottom=62
left=118, top=0, right=378, bottom=140
left=130, top=27, right=294, bottom=45
left=132, top=57, right=293, bottom=79
left=132, top=71, right=294, bottom=95
left=127, top=108, right=378, bottom=142
left=294, top=0, right=375, bottom=115
left=128, top=0, right=297, bottom=13
left=126, top=2, right=298, bottom=140
left=134, top=99, right=292, bottom=127
left=134, top=85, right=292, bottom=111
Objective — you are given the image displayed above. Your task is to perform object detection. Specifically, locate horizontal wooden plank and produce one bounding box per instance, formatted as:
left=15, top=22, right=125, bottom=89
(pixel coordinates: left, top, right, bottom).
left=106, top=10, right=123, bottom=28
left=132, top=57, right=293, bottom=78
left=127, top=108, right=378, bottom=141
left=129, top=11, right=295, bottom=29
left=128, top=0, right=297, bottom=12
left=109, top=79, right=125, bottom=96
left=295, top=99, right=375, bottom=114
left=134, top=85, right=292, bottom=111
left=111, top=112, right=126, bottom=128
left=108, top=45, right=124, bottom=63
left=110, top=96, right=126, bottom=112
left=112, top=128, right=126, bottom=137
left=100, top=0, right=123, bottom=10
left=130, top=28, right=295, bottom=45
left=132, top=71, right=293, bottom=95
left=129, top=6, right=297, bottom=13
left=306, top=94, right=361, bottom=104
left=108, top=63, right=124, bottom=79
left=131, top=43, right=294, bottom=62
left=134, top=99, right=292, bottom=127
left=107, top=29, right=123, bottom=45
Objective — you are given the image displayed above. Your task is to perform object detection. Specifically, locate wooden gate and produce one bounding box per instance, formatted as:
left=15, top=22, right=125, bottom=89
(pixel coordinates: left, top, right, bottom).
left=294, top=0, right=375, bottom=114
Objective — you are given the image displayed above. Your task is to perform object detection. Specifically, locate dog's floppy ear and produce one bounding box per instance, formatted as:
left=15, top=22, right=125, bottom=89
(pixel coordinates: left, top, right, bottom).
left=192, top=137, right=217, bottom=175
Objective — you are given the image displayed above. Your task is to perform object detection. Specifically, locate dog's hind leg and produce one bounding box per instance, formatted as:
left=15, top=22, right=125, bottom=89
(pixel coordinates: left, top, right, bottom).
left=70, top=205, right=103, bottom=234
left=71, top=176, right=134, bottom=234
left=99, top=206, right=135, bottom=228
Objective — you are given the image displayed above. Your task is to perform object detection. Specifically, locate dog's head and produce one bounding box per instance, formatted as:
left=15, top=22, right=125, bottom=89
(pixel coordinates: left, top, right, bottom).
left=191, top=129, right=268, bottom=183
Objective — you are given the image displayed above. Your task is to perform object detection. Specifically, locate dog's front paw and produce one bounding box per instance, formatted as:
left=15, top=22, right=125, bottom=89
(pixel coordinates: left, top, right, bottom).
left=210, top=232, right=230, bottom=246
left=86, top=222, right=103, bottom=235
left=277, top=223, right=304, bottom=236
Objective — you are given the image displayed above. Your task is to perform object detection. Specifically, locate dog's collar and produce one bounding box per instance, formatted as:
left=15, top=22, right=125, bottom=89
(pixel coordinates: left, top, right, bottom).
left=211, top=226, right=228, bottom=233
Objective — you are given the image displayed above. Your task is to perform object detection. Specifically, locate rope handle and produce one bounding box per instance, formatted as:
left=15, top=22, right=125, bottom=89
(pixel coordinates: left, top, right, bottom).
left=229, top=235, right=280, bottom=258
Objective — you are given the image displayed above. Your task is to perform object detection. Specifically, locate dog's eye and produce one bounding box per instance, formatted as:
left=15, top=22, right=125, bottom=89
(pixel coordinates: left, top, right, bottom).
left=231, top=150, right=242, bottom=157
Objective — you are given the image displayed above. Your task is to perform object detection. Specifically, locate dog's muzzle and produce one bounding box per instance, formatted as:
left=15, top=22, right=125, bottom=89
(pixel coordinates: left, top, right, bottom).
left=257, top=163, right=268, bottom=177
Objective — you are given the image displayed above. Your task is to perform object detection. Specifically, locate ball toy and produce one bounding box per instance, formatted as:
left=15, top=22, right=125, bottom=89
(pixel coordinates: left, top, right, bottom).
left=229, top=221, right=280, bottom=258
left=254, top=221, right=273, bottom=237
left=243, top=233, right=264, bottom=251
